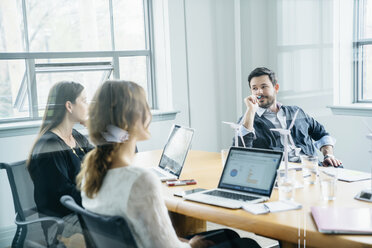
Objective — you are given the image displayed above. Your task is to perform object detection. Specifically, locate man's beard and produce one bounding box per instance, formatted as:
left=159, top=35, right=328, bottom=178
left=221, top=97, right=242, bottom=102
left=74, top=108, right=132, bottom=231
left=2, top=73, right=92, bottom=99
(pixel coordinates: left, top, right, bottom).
left=258, top=95, right=275, bottom=109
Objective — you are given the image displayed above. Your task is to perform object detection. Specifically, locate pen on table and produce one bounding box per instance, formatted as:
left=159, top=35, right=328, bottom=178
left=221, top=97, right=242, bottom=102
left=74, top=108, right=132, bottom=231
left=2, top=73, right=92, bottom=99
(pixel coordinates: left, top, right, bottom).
left=166, top=180, right=196, bottom=186
left=263, top=203, right=270, bottom=213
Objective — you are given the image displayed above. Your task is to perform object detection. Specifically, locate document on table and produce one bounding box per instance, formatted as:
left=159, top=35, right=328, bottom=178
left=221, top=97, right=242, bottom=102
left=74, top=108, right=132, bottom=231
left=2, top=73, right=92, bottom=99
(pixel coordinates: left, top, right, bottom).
left=242, top=201, right=302, bottom=215
left=321, top=167, right=371, bottom=182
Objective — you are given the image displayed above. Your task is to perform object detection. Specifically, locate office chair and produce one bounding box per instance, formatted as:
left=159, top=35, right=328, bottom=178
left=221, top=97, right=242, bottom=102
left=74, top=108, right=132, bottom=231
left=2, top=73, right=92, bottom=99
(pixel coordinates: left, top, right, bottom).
left=0, top=160, right=64, bottom=248
left=60, top=195, right=138, bottom=248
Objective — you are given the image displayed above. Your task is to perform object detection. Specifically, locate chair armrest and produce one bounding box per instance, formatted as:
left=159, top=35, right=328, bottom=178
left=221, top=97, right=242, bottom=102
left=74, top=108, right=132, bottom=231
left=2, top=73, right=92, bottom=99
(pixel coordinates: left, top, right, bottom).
left=15, top=213, right=64, bottom=227
left=15, top=212, right=65, bottom=245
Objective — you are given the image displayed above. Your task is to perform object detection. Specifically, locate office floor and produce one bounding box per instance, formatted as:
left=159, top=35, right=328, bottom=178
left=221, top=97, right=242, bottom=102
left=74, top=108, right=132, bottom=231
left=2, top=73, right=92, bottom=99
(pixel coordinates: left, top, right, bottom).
left=207, top=222, right=279, bottom=248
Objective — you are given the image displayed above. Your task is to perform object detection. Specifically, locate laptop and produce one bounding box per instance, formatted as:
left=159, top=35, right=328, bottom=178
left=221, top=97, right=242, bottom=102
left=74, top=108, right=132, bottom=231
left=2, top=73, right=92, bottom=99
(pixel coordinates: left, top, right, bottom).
left=184, top=147, right=283, bottom=209
left=151, top=124, right=194, bottom=181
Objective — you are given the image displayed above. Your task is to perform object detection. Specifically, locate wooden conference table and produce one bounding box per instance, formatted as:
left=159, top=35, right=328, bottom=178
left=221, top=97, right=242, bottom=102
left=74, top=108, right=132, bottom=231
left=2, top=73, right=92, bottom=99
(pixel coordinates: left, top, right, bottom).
left=132, top=150, right=372, bottom=248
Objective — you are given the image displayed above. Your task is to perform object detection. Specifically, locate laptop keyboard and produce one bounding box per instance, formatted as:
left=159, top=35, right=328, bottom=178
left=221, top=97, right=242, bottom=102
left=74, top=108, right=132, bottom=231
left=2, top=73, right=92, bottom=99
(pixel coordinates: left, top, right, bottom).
left=204, top=190, right=259, bottom=202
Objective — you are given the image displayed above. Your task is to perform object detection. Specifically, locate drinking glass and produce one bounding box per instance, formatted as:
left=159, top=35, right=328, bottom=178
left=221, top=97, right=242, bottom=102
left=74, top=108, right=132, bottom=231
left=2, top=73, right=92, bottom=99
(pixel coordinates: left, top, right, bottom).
left=277, top=169, right=295, bottom=201
left=221, top=148, right=229, bottom=168
left=301, top=155, right=318, bottom=184
left=319, top=168, right=338, bottom=200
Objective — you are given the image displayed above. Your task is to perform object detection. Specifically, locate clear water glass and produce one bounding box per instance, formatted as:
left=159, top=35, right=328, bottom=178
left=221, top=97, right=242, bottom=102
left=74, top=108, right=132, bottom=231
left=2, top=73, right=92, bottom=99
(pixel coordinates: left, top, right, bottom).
left=319, top=168, right=338, bottom=200
left=221, top=148, right=229, bottom=168
left=301, top=155, right=318, bottom=184
left=277, top=169, right=295, bottom=201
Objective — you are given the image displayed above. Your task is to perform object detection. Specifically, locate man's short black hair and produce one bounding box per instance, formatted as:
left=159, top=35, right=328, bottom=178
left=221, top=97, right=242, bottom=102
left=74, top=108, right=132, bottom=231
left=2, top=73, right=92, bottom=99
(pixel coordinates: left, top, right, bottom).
left=248, top=67, right=277, bottom=87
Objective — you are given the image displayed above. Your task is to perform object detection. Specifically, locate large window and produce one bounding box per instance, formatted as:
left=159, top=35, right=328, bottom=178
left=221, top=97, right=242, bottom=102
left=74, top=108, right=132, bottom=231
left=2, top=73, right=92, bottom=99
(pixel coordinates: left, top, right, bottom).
left=0, top=0, right=155, bottom=123
left=354, top=0, right=372, bottom=102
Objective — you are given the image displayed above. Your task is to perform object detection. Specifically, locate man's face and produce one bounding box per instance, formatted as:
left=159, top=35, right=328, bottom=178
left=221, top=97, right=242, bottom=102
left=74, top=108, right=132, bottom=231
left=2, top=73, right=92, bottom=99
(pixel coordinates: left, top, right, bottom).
left=250, top=75, right=279, bottom=108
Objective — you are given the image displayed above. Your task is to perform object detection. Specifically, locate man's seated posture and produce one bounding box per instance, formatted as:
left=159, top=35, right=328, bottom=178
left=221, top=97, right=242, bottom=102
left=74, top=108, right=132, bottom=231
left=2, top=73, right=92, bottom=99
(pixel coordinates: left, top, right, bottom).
left=234, top=67, right=341, bottom=167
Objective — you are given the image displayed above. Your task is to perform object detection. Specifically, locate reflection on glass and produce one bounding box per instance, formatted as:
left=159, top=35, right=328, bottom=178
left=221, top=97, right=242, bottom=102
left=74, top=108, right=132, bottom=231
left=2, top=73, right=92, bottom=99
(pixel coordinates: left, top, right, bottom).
left=35, top=58, right=112, bottom=64
left=36, top=70, right=110, bottom=115
left=119, top=56, right=148, bottom=97
left=275, top=0, right=333, bottom=94
left=362, top=45, right=372, bottom=101
left=0, top=0, right=25, bottom=52
left=0, top=0, right=153, bottom=123
left=277, top=0, right=323, bottom=46
left=26, top=0, right=111, bottom=52
left=0, top=60, right=29, bottom=119
left=112, top=0, right=146, bottom=50
left=362, top=0, right=372, bottom=38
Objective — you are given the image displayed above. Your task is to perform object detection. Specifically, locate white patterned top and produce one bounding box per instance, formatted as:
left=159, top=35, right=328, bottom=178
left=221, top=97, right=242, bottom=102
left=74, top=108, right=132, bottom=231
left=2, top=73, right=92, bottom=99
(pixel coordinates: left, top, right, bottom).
left=82, top=166, right=190, bottom=248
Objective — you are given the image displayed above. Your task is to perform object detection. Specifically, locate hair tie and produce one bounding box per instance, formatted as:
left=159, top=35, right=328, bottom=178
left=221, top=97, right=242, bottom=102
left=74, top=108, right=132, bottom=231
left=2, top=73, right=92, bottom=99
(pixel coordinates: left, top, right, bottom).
left=101, top=125, right=129, bottom=143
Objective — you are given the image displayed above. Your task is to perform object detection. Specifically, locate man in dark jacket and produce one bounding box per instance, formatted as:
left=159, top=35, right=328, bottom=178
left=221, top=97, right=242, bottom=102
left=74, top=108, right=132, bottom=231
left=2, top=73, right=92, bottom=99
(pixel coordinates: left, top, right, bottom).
left=234, top=67, right=341, bottom=167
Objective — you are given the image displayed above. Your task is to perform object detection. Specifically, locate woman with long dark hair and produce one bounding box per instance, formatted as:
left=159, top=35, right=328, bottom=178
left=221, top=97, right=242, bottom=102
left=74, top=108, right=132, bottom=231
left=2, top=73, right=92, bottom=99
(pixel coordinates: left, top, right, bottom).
left=28, top=81, right=93, bottom=242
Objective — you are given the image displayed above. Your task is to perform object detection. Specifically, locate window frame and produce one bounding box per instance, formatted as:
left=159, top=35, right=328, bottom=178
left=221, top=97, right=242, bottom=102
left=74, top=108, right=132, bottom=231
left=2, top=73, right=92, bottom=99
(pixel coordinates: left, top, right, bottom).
left=353, top=0, right=372, bottom=103
left=0, top=0, right=157, bottom=124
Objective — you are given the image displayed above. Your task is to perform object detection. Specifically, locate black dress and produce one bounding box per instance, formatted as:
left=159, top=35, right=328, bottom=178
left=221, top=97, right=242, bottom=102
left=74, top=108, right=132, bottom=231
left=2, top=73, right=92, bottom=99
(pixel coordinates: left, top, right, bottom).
left=29, top=129, right=93, bottom=218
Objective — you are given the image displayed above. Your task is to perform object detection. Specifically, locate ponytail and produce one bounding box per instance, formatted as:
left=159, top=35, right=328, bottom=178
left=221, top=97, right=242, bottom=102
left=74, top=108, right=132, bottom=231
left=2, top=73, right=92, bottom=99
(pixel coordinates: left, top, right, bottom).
left=77, top=80, right=151, bottom=198
left=77, top=143, right=120, bottom=198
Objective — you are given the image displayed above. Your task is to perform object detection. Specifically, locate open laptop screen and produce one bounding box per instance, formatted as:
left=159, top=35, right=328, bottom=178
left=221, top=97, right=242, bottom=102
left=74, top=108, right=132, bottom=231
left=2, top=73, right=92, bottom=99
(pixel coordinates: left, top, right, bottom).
left=158, top=125, right=194, bottom=176
left=218, top=147, right=282, bottom=196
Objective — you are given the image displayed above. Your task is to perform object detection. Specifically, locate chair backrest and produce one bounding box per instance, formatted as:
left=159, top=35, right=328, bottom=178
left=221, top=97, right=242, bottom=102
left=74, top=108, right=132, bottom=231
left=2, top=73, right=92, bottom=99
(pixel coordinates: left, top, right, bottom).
left=0, top=160, right=36, bottom=220
left=1, top=160, right=51, bottom=247
left=60, top=195, right=138, bottom=248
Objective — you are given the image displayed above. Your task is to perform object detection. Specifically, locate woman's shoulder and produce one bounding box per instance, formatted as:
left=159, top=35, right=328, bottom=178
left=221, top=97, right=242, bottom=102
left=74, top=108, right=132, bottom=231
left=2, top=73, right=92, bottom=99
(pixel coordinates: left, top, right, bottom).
left=107, top=166, right=158, bottom=186
left=72, top=129, right=92, bottom=148
left=108, top=165, right=153, bottom=177
left=33, top=131, right=63, bottom=155
left=72, top=129, right=88, bottom=142
left=29, top=132, right=66, bottom=171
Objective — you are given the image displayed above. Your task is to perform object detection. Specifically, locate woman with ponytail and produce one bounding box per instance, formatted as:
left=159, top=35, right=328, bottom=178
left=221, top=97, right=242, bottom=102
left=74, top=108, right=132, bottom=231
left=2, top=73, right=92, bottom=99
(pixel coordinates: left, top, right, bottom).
left=28, top=81, right=93, bottom=242
left=77, top=80, right=261, bottom=248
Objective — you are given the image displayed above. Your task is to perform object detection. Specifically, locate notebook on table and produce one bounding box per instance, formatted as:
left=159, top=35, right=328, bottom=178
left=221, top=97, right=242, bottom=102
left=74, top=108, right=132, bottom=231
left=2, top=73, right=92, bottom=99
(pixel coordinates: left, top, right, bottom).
left=151, top=124, right=194, bottom=181
left=184, top=147, right=283, bottom=209
left=311, top=206, right=372, bottom=234
left=243, top=200, right=302, bottom=215
left=321, top=167, right=371, bottom=182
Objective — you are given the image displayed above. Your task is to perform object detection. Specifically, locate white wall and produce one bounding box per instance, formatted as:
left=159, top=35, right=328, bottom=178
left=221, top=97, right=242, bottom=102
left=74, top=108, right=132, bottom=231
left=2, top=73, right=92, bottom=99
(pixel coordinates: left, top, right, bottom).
left=185, top=0, right=238, bottom=151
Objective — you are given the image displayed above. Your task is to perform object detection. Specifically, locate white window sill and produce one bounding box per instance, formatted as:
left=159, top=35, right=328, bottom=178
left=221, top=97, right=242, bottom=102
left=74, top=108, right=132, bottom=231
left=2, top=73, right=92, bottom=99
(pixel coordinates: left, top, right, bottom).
left=0, top=110, right=179, bottom=138
left=328, top=104, right=372, bottom=117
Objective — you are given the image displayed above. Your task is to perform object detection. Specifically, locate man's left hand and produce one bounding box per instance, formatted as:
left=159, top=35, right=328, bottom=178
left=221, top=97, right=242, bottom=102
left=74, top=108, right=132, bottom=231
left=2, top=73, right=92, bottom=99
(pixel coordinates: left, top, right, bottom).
left=322, top=155, right=342, bottom=167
